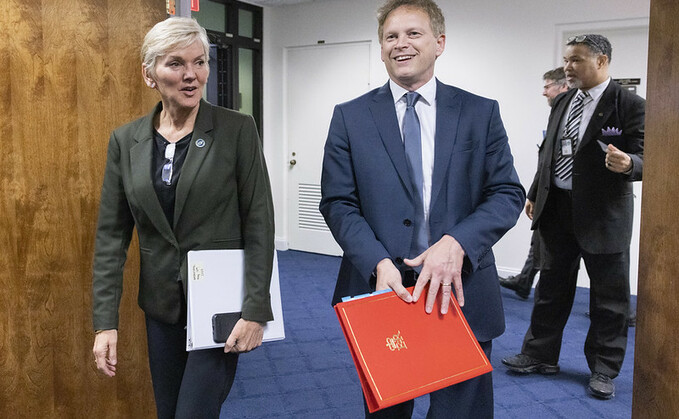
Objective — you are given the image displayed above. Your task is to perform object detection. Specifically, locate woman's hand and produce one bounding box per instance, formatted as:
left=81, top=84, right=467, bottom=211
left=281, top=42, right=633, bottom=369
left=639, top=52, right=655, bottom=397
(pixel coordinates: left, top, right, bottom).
left=93, top=329, right=118, bottom=377
left=224, top=319, right=264, bottom=353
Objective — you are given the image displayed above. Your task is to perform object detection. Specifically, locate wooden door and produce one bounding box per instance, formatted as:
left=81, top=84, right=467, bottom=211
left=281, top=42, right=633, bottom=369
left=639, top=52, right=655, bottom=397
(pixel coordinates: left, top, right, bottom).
left=0, top=0, right=164, bottom=416
left=633, top=0, right=679, bottom=416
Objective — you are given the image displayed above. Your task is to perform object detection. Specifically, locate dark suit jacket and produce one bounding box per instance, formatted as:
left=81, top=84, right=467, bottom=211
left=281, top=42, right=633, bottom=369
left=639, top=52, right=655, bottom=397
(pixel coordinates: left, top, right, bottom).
left=92, top=100, right=275, bottom=330
left=528, top=80, right=645, bottom=254
left=319, top=80, right=525, bottom=342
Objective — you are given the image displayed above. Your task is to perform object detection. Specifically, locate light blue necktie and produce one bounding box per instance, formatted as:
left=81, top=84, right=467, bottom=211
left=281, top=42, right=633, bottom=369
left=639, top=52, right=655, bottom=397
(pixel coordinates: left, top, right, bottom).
left=403, top=92, right=428, bottom=257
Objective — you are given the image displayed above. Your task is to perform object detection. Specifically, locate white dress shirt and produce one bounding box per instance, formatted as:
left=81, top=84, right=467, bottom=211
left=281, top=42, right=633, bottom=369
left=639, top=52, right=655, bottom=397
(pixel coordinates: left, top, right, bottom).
left=389, top=77, right=437, bottom=228
left=553, top=77, right=611, bottom=190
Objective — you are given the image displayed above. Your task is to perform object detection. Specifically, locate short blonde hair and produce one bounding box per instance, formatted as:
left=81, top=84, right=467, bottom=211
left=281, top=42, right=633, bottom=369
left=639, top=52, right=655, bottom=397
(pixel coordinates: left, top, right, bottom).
left=141, top=17, right=210, bottom=78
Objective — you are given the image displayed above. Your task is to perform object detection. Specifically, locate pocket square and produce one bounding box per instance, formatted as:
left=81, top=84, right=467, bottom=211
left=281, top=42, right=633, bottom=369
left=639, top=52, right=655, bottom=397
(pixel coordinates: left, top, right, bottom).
left=601, top=126, right=622, bottom=136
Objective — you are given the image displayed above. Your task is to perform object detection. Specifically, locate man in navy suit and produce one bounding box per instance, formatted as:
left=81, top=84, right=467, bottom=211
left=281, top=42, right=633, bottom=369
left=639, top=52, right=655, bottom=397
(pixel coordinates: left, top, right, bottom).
left=502, top=34, right=645, bottom=400
left=319, top=0, right=524, bottom=417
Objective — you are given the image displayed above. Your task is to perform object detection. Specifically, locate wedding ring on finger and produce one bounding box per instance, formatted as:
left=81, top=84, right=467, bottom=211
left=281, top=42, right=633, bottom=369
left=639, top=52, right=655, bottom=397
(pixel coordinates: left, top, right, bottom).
left=441, top=283, right=452, bottom=289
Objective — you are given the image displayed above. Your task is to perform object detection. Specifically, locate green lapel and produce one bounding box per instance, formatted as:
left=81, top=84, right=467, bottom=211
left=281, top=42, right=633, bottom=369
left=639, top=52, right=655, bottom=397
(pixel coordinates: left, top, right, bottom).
left=173, top=100, right=214, bottom=229
left=130, top=102, right=178, bottom=246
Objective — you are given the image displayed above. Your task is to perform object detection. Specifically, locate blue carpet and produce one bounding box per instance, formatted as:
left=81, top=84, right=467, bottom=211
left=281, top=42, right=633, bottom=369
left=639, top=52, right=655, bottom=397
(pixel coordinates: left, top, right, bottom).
left=221, top=250, right=635, bottom=418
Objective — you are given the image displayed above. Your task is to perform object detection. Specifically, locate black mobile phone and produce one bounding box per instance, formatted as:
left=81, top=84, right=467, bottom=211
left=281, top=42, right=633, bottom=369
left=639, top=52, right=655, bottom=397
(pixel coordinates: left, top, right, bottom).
left=211, top=312, right=242, bottom=343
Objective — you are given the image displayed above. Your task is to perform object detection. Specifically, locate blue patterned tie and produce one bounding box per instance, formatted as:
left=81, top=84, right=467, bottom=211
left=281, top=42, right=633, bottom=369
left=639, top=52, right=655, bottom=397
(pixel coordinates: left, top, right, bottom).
left=555, top=90, right=590, bottom=181
left=403, top=92, right=428, bottom=257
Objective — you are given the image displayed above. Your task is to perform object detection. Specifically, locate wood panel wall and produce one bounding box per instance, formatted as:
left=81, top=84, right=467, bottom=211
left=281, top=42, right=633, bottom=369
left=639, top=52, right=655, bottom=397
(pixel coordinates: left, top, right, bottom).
left=633, top=0, right=679, bottom=416
left=0, top=0, right=165, bottom=416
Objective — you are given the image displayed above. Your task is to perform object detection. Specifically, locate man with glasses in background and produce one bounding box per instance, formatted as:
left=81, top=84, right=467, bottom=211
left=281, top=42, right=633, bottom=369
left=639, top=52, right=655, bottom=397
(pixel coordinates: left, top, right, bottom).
left=502, top=34, right=645, bottom=400
left=499, top=67, right=569, bottom=299
left=543, top=67, right=570, bottom=107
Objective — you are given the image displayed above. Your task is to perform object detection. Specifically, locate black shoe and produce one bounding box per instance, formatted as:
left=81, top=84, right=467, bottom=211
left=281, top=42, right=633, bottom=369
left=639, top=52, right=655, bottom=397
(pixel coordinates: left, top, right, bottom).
left=499, top=276, right=530, bottom=299
left=588, top=372, right=615, bottom=399
left=501, top=353, right=560, bottom=374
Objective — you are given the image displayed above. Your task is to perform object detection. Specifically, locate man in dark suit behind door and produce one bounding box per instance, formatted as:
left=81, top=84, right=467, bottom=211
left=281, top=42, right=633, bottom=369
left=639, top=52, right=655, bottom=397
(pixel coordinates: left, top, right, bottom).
left=502, top=34, right=645, bottom=400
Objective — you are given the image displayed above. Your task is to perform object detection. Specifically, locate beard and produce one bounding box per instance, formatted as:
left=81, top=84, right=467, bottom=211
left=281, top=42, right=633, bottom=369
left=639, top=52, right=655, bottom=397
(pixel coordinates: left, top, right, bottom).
left=567, top=78, right=582, bottom=89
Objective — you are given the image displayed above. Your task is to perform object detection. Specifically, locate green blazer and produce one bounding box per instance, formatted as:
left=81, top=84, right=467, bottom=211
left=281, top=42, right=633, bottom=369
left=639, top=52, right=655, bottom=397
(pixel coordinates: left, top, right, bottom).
left=92, top=100, right=274, bottom=330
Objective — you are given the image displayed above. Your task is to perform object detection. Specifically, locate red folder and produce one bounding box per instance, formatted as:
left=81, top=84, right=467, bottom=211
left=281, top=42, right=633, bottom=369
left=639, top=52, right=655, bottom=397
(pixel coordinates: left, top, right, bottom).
left=335, top=286, right=492, bottom=413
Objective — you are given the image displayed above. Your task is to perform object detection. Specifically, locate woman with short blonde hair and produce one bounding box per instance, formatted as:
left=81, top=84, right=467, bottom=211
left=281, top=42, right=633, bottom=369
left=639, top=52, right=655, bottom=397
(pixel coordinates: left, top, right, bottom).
left=92, top=17, right=274, bottom=418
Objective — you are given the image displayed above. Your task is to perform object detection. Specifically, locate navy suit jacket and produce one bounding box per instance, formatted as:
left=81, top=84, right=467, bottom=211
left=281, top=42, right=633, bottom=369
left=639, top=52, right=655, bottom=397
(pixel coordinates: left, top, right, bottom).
left=528, top=80, right=645, bottom=255
left=320, top=80, right=525, bottom=341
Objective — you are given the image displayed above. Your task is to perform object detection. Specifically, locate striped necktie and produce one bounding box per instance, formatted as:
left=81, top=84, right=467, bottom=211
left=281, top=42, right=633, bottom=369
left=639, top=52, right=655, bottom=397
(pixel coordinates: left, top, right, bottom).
left=403, top=92, right=428, bottom=257
left=554, top=90, right=590, bottom=181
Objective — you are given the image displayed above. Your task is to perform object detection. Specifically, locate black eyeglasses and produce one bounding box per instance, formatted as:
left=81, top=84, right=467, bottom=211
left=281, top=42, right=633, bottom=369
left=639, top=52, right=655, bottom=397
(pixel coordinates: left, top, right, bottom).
left=568, top=35, right=606, bottom=56
left=162, top=143, right=176, bottom=185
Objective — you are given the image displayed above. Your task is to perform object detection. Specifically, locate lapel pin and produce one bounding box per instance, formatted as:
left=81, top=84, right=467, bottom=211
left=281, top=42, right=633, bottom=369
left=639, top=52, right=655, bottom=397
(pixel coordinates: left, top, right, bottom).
left=195, top=138, right=206, bottom=148
left=598, top=113, right=604, bottom=117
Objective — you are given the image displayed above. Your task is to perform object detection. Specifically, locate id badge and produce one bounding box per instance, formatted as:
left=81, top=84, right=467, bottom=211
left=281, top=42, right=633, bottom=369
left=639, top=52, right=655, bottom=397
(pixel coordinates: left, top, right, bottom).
left=561, top=137, right=574, bottom=157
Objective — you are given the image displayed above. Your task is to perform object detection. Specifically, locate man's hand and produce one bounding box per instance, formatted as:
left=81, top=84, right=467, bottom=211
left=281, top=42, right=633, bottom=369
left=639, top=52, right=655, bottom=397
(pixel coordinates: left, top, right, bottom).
left=605, top=144, right=632, bottom=173
left=93, top=329, right=118, bottom=377
left=405, top=235, right=465, bottom=314
left=376, top=258, right=413, bottom=303
left=525, top=200, right=535, bottom=220
left=224, top=319, right=264, bottom=353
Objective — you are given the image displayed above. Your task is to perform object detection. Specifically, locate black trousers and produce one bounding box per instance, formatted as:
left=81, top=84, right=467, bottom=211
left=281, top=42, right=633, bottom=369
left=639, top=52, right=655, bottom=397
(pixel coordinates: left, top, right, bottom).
left=363, top=340, right=494, bottom=419
left=145, top=315, right=239, bottom=419
left=522, top=188, right=630, bottom=378
left=514, top=230, right=541, bottom=289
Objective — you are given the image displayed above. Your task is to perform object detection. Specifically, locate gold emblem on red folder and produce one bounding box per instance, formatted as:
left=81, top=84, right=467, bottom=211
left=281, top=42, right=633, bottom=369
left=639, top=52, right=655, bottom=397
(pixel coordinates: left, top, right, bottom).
left=386, top=331, right=408, bottom=351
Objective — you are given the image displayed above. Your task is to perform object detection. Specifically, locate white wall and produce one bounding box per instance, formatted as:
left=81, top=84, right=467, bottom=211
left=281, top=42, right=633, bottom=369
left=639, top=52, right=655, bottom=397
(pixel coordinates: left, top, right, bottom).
left=261, top=0, right=650, bottom=293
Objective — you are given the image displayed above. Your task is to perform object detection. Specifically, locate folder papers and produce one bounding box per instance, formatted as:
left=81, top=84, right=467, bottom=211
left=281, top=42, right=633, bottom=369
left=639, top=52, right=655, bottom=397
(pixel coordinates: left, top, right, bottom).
left=335, top=286, right=492, bottom=412
left=186, top=249, right=285, bottom=351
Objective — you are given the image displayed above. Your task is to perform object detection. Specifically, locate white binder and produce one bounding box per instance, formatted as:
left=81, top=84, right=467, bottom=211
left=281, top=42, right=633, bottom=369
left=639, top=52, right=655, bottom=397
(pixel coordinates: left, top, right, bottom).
left=186, top=249, right=285, bottom=351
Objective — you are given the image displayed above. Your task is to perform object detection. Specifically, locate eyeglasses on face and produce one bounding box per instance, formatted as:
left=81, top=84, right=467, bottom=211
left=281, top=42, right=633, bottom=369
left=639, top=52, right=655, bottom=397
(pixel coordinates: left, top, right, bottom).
left=162, top=143, right=176, bottom=186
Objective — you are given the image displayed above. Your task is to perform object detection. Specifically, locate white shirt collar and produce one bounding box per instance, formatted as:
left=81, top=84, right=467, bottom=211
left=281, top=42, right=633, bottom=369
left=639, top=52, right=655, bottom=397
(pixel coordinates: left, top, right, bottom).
left=581, top=77, right=610, bottom=102
left=389, top=77, right=437, bottom=106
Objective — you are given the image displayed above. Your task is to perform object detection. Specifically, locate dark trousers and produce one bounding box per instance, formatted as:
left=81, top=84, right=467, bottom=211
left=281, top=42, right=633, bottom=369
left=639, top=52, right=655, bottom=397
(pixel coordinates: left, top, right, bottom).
left=145, top=315, right=239, bottom=419
left=522, top=188, right=630, bottom=378
left=514, top=230, right=541, bottom=288
left=363, top=340, right=494, bottom=419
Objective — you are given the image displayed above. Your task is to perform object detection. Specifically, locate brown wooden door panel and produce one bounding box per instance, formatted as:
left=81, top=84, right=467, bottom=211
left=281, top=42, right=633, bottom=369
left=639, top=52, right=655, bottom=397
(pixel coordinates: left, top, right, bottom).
left=0, top=0, right=164, bottom=416
left=633, top=0, right=679, bottom=416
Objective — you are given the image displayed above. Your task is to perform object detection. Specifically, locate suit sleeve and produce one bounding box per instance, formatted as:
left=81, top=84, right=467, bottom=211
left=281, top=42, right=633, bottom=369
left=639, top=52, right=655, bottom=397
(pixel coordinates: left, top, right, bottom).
left=92, top=131, right=135, bottom=331
left=527, top=96, right=563, bottom=203
left=527, top=138, right=547, bottom=203
left=319, top=105, right=391, bottom=281
left=444, top=101, right=525, bottom=271
left=236, top=116, right=275, bottom=323
left=621, top=93, right=645, bottom=182
left=527, top=171, right=539, bottom=203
